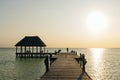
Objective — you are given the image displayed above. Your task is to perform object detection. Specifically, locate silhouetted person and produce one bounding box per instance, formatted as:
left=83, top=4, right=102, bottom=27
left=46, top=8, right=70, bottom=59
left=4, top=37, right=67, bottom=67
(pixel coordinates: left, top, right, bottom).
left=55, top=50, right=57, bottom=53
left=66, top=48, right=69, bottom=52
left=29, top=50, right=31, bottom=53
left=80, top=53, right=82, bottom=58
left=27, top=50, right=29, bottom=53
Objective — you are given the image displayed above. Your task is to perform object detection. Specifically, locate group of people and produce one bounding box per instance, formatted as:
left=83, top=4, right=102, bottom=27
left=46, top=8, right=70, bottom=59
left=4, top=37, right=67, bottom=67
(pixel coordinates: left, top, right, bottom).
left=54, top=48, right=77, bottom=54
left=26, top=50, right=31, bottom=53
left=66, top=48, right=77, bottom=54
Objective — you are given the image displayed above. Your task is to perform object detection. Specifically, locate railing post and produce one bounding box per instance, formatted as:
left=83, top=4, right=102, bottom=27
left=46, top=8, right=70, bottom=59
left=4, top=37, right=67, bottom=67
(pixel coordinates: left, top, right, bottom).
left=79, top=53, right=82, bottom=67
left=82, top=54, right=87, bottom=72
left=83, top=54, right=85, bottom=72
left=45, top=55, right=49, bottom=72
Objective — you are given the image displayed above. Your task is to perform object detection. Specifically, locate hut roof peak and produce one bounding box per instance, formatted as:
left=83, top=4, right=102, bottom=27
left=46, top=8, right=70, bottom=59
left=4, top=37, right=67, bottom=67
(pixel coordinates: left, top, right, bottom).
left=15, top=36, right=46, bottom=47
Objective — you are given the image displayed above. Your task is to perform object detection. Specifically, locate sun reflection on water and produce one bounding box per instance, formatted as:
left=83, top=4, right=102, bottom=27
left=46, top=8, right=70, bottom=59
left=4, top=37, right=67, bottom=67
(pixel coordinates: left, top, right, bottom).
left=90, top=48, right=105, bottom=79
left=90, top=48, right=104, bottom=59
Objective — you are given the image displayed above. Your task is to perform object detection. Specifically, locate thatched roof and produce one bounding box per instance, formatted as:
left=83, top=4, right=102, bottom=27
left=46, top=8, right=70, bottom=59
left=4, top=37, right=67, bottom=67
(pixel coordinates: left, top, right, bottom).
left=15, top=36, right=46, bottom=47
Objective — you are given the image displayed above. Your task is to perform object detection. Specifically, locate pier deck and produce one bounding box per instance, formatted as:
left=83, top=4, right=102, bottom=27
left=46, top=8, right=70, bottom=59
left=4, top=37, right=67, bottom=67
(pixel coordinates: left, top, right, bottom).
left=41, top=53, right=92, bottom=80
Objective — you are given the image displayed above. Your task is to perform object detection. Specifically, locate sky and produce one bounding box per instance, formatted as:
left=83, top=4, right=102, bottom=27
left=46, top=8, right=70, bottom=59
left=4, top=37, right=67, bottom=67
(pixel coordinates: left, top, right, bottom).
left=0, top=0, right=120, bottom=48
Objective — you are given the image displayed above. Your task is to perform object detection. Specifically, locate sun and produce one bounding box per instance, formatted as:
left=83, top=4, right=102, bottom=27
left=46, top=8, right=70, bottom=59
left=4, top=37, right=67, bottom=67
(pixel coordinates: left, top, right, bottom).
left=86, top=11, right=108, bottom=34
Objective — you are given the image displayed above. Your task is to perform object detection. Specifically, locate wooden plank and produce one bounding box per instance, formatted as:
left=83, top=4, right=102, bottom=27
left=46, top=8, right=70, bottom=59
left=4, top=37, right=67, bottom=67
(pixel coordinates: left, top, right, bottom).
left=41, top=53, right=92, bottom=80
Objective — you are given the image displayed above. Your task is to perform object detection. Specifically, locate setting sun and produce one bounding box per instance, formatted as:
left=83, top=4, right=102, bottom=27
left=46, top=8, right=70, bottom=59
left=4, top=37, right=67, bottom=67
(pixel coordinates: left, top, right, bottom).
left=86, top=11, right=108, bottom=34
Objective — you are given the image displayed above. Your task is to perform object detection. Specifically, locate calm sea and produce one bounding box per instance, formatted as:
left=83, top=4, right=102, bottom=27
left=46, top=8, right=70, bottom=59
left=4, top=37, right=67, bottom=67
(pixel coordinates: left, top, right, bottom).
left=0, top=48, right=120, bottom=80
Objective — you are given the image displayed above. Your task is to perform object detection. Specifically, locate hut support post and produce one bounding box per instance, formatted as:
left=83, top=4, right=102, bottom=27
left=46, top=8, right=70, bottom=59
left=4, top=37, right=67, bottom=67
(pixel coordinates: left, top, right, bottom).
left=20, top=46, right=22, bottom=53
left=16, top=47, right=18, bottom=53
left=40, top=47, right=42, bottom=53
left=29, top=46, right=30, bottom=53
left=36, top=46, right=38, bottom=53
left=32, top=47, right=34, bottom=53
left=25, top=46, right=26, bottom=53
left=44, top=47, right=45, bottom=53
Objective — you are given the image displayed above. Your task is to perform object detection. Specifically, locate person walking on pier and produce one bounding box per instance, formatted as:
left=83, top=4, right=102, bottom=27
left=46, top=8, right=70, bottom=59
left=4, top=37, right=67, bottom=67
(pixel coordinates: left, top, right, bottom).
left=66, top=48, right=69, bottom=52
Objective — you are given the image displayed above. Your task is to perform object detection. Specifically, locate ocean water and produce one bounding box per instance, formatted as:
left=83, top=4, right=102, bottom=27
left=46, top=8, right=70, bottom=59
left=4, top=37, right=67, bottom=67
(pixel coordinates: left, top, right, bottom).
left=0, top=48, right=46, bottom=80
left=0, top=48, right=120, bottom=80
left=78, top=48, right=120, bottom=80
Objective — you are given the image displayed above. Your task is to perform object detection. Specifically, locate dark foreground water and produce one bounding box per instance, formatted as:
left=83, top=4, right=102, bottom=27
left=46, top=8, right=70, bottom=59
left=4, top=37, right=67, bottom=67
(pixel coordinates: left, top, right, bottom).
left=0, top=48, right=120, bottom=80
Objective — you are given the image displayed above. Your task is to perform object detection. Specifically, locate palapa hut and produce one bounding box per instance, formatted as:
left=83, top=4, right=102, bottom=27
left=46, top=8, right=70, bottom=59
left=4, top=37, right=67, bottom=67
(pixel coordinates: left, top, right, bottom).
left=15, top=36, right=46, bottom=54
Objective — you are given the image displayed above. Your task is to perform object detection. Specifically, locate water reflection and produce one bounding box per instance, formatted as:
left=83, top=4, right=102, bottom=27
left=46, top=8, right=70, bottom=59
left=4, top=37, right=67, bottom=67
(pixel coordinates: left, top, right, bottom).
left=90, top=48, right=104, bottom=60
left=90, top=48, right=105, bottom=80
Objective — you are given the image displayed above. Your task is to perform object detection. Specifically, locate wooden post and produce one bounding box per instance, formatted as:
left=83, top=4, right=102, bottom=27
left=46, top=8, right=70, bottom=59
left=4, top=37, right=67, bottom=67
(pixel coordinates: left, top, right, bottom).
left=20, top=46, right=22, bottom=53
left=82, top=54, right=86, bottom=72
left=44, top=55, right=49, bottom=72
left=83, top=56, right=85, bottom=72
left=50, top=54, right=52, bottom=60
left=25, top=46, right=26, bottom=53
left=38, top=47, right=40, bottom=53
left=44, top=47, right=45, bottom=53
left=16, top=46, right=18, bottom=58
left=79, top=53, right=82, bottom=67
left=40, top=47, right=42, bottom=53
left=50, top=54, right=52, bottom=65
left=32, top=46, right=34, bottom=53
left=36, top=46, right=38, bottom=53
left=16, top=46, right=18, bottom=53
left=29, top=46, right=30, bottom=53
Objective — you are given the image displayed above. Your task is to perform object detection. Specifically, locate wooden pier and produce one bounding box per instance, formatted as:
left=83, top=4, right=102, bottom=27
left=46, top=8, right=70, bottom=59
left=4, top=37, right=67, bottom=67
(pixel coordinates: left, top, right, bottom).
left=41, top=53, right=92, bottom=80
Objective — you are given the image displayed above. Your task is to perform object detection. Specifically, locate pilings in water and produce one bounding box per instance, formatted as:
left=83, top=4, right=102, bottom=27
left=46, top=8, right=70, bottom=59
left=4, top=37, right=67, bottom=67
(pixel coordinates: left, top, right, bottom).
left=16, top=53, right=54, bottom=58
left=16, top=52, right=54, bottom=73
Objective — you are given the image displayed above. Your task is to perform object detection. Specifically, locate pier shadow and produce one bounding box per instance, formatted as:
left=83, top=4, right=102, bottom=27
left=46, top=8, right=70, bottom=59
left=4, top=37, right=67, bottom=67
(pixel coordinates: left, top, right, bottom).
left=78, top=71, right=92, bottom=80
left=75, top=58, right=85, bottom=80
left=77, top=71, right=85, bottom=80
left=75, top=58, right=84, bottom=80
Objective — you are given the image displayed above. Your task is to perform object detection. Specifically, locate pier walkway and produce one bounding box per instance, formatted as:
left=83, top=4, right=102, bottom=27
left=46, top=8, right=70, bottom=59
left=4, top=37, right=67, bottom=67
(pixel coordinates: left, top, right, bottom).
left=41, top=53, right=92, bottom=80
